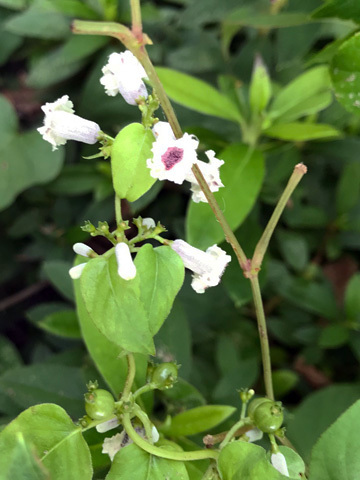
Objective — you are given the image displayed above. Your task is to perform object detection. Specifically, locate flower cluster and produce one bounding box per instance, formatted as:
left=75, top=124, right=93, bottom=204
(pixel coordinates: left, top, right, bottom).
left=171, top=240, right=231, bottom=294
left=147, top=121, right=224, bottom=203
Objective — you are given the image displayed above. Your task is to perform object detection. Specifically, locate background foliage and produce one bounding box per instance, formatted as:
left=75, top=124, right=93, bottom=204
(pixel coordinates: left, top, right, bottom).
left=1, top=0, right=360, bottom=478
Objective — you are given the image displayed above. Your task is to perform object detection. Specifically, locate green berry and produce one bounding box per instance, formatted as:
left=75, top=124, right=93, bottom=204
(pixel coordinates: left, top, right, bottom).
left=252, top=401, right=284, bottom=433
left=247, top=397, right=273, bottom=420
left=84, top=389, right=115, bottom=420
left=151, top=362, right=178, bottom=390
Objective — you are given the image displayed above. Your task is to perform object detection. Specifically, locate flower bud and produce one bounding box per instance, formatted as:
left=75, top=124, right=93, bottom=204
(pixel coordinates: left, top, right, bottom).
left=115, top=243, right=136, bottom=280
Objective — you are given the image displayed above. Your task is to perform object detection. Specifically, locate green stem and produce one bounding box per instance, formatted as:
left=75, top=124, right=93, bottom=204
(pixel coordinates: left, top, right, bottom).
left=122, top=353, right=136, bottom=400
left=252, top=163, right=307, bottom=270
left=133, top=403, right=154, bottom=442
left=133, top=383, right=157, bottom=400
left=191, top=163, right=248, bottom=268
left=249, top=276, right=274, bottom=400
left=130, top=0, right=143, bottom=39
left=219, top=419, right=247, bottom=449
left=122, top=413, right=219, bottom=461
left=115, top=194, right=122, bottom=226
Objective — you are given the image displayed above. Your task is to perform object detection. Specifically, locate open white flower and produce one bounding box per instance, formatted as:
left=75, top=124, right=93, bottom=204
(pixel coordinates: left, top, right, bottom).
left=115, top=243, right=136, bottom=280
left=185, top=150, right=224, bottom=203
left=271, top=452, right=289, bottom=477
left=171, top=240, right=231, bottom=293
left=38, top=95, right=100, bottom=151
left=147, top=133, right=199, bottom=185
left=100, top=51, right=148, bottom=105
left=69, top=242, right=95, bottom=279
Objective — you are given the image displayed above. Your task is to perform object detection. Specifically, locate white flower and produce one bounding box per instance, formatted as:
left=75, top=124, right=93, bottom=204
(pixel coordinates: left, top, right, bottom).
left=96, top=417, right=120, bottom=433
left=152, top=121, right=175, bottom=141
left=37, top=95, right=100, bottom=151
left=73, top=243, right=93, bottom=257
left=245, top=428, right=263, bottom=442
left=142, top=217, right=156, bottom=229
left=185, top=150, right=224, bottom=203
left=69, top=263, right=86, bottom=280
left=100, top=51, right=148, bottom=105
left=271, top=452, right=289, bottom=477
left=102, top=432, right=128, bottom=461
left=151, top=425, right=159, bottom=443
left=115, top=243, right=136, bottom=280
left=171, top=240, right=231, bottom=294
left=147, top=133, right=199, bottom=185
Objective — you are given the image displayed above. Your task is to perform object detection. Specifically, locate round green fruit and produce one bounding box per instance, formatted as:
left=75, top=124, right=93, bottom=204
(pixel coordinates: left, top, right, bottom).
left=152, top=362, right=178, bottom=390
left=247, top=397, right=273, bottom=420
left=84, top=389, right=115, bottom=420
left=253, top=401, right=284, bottom=433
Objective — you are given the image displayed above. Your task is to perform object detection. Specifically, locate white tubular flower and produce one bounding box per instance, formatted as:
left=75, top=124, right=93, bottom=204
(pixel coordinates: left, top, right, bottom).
left=69, top=263, right=86, bottom=280
left=185, top=150, right=224, bottom=203
left=37, top=95, right=100, bottom=151
left=115, top=243, right=136, bottom=280
left=142, top=217, right=156, bottom=229
left=73, top=243, right=93, bottom=257
left=271, top=452, right=289, bottom=477
left=96, top=417, right=120, bottom=433
left=245, top=428, right=264, bottom=443
left=171, top=240, right=231, bottom=294
left=152, top=121, right=175, bottom=141
left=100, top=51, right=148, bottom=105
left=147, top=133, right=199, bottom=185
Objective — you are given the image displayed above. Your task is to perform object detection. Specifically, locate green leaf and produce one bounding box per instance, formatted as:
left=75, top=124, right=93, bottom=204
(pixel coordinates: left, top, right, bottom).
left=272, top=370, right=299, bottom=398
left=249, top=56, right=272, bottom=114
left=27, top=35, right=108, bottom=88
left=0, top=404, right=92, bottom=479
left=218, top=441, right=283, bottom=480
left=186, top=144, right=264, bottom=249
left=0, top=0, right=26, bottom=9
left=48, top=164, right=99, bottom=196
left=0, top=336, right=22, bottom=375
left=312, top=0, right=360, bottom=23
left=106, top=443, right=189, bottom=480
left=0, top=95, right=18, bottom=146
left=286, top=384, right=360, bottom=462
left=155, top=300, right=192, bottom=380
left=3, top=432, right=49, bottom=480
left=0, top=364, right=87, bottom=418
left=156, top=67, right=242, bottom=123
left=336, top=161, right=360, bottom=214
left=161, top=405, right=236, bottom=437
left=264, top=122, right=341, bottom=141
left=42, top=260, right=74, bottom=301
left=73, top=257, right=148, bottom=397
left=0, top=130, right=64, bottom=211
left=36, top=309, right=81, bottom=339
left=5, top=0, right=71, bottom=39
left=269, top=66, right=331, bottom=120
left=225, top=7, right=311, bottom=28
left=331, top=33, right=360, bottom=115
left=309, top=400, right=360, bottom=480
left=80, top=244, right=184, bottom=355
left=277, top=230, right=309, bottom=272
left=319, top=325, right=349, bottom=348
left=345, top=273, right=360, bottom=322
left=111, top=123, right=156, bottom=202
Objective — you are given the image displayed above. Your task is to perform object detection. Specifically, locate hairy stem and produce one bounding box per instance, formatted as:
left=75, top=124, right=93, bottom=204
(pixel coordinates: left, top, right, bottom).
left=252, top=163, right=307, bottom=270
left=250, top=276, right=274, bottom=400
left=122, top=413, right=219, bottom=461
left=122, top=353, right=136, bottom=400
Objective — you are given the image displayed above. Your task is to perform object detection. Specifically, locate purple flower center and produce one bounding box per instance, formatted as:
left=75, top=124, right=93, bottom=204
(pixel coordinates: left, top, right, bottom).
left=161, top=147, right=184, bottom=170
